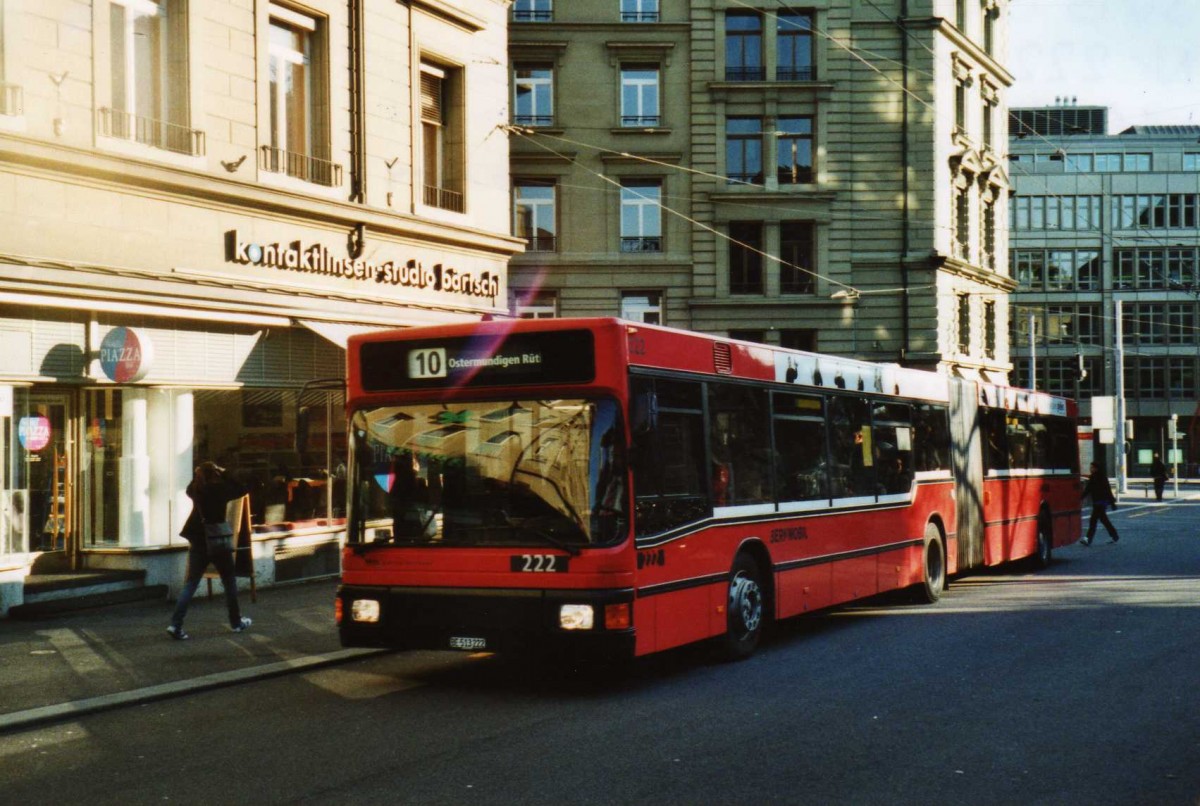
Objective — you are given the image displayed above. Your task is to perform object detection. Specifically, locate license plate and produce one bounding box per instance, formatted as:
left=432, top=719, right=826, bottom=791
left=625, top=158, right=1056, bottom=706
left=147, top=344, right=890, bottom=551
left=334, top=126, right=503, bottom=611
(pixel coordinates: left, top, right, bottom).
left=510, top=553, right=569, bottom=573
left=449, top=636, right=487, bottom=651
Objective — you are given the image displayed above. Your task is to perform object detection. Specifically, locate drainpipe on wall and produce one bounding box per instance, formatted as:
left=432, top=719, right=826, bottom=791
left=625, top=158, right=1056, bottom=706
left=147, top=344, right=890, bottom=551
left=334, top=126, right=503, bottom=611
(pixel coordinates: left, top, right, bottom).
left=349, top=0, right=367, bottom=204
left=899, top=0, right=911, bottom=364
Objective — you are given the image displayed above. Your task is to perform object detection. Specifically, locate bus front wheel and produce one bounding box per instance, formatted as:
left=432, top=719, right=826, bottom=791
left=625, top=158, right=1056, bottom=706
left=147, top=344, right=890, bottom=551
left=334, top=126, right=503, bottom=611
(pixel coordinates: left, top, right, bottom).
left=919, top=524, right=946, bottom=604
left=719, top=553, right=765, bottom=661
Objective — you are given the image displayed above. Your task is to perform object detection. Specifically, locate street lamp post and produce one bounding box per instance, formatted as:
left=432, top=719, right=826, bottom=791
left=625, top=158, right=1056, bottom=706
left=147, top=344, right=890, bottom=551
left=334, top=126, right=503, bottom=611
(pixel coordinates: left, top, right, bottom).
left=1115, top=298, right=1127, bottom=495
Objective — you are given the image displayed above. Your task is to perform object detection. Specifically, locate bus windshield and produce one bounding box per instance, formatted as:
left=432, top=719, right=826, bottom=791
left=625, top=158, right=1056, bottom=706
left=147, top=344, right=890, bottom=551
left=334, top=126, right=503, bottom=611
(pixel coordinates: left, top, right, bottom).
left=350, top=398, right=627, bottom=550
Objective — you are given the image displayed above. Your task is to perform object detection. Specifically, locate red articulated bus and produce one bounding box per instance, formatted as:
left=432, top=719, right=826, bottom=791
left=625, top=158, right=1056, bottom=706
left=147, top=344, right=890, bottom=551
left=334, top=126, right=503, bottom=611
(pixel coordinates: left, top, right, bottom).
left=336, top=318, right=1080, bottom=661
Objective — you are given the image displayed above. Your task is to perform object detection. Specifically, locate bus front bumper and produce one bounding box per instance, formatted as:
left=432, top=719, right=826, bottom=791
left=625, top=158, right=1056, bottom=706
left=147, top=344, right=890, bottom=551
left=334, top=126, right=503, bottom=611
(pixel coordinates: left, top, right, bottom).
left=337, top=584, right=637, bottom=660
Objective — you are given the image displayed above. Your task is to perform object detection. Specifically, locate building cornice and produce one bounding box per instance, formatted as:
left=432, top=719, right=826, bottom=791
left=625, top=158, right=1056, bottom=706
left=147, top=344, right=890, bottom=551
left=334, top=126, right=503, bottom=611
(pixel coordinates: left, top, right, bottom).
left=0, top=134, right=524, bottom=258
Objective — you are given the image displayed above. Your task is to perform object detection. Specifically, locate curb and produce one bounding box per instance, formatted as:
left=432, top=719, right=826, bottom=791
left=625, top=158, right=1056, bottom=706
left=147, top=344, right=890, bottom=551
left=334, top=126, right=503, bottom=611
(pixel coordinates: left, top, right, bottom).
left=0, top=647, right=388, bottom=735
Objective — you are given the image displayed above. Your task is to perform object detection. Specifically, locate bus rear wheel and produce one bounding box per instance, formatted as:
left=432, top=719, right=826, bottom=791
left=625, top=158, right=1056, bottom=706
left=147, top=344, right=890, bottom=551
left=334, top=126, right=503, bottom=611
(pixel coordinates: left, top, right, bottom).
left=919, top=523, right=946, bottom=604
left=719, top=553, right=765, bottom=661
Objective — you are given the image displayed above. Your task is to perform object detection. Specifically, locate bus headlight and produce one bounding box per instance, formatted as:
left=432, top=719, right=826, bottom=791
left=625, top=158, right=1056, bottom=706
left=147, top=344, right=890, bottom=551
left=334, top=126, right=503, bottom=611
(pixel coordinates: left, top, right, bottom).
left=351, top=599, right=381, bottom=623
left=559, top=604, right=594, bottom=630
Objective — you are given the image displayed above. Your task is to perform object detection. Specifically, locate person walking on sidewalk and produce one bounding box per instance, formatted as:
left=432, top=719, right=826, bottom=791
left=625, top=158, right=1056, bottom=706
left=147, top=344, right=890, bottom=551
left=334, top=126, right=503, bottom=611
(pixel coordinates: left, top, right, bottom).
left=168, top=462, right=253, bottom=640
left=1081, top=461, right=1120, bottom=546
left=1151, top=452, right=1170, bottom=502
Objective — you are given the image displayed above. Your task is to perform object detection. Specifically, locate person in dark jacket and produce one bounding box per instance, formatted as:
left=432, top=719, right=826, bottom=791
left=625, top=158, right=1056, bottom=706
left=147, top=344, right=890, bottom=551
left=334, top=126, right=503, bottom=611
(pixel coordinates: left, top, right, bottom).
left=168, top=462, right=252, bottom=640
left=1081, top=461, right=1120, bottom=546
left=1150, top=453, right=1169, bottom=501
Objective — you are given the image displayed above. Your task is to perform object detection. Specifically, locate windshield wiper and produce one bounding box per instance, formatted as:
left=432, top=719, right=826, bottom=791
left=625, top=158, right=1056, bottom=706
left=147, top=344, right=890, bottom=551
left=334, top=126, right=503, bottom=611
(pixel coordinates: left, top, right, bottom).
left=494, top=512, right=581, bottom=556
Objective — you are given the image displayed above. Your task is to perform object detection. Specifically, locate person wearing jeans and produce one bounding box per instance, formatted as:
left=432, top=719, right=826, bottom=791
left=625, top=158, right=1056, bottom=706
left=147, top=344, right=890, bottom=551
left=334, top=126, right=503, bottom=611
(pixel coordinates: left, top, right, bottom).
left=168, top=462, right=252, bottom=640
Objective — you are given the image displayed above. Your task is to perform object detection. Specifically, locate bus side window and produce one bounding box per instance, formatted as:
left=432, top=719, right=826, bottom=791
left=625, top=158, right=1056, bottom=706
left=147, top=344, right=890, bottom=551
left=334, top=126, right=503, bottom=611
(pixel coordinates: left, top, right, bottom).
left=828, top=396, right=872, bottom=497
left=631, top=377, right=708, bottom=537
left=708, top=383, right=771, bottom=505
left=913, top=403, right=950, bottom=472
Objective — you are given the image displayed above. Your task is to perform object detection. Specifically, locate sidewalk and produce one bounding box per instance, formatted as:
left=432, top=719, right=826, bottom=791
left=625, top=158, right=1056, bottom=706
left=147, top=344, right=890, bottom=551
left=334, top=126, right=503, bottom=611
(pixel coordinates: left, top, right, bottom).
left=0, top=577, right=382, bottom=734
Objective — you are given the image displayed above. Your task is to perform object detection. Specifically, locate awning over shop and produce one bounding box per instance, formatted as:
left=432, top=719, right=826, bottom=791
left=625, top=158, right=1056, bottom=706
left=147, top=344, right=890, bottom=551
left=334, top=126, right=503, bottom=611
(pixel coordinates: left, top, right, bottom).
left=296, top=320, right=395, bottom=349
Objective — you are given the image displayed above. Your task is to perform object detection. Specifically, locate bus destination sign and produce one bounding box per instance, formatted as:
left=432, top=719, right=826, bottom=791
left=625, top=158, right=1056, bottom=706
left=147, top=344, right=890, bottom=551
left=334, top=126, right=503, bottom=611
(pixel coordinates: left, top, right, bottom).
left=360, top=330, right=596, bottom=391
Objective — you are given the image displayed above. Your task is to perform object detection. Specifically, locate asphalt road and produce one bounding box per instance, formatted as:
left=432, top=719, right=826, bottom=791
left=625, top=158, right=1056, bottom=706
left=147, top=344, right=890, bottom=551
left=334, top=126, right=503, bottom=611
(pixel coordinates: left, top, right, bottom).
left=4, top=499, right=1198, bottom=805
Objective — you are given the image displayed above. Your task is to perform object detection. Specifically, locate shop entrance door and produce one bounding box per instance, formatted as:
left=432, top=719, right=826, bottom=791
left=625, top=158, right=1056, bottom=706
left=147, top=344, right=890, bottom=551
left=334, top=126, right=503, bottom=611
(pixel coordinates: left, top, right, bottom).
left=26, top=392, right=75, bottom=559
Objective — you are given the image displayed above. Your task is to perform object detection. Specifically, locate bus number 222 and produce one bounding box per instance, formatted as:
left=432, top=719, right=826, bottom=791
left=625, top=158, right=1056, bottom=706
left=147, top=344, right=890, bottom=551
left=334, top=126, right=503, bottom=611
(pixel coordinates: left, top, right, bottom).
left=512, top=554, right=568, bottom=573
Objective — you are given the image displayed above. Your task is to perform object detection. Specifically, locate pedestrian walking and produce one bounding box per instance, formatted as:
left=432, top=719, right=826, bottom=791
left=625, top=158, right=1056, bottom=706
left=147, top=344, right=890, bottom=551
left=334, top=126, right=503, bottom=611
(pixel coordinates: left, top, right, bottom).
left=1081, top=461, right=1120, bottom=546
left=168, top=461, right=252, bottom=640
left=1150, top=452, right=1169, bottom=501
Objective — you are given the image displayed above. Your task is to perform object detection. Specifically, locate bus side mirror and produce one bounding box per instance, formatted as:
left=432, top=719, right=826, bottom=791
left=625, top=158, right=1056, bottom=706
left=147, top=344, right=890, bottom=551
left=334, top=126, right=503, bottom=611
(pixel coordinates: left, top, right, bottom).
left=630, top=391, right=658, bottom=436
left=295, top=405, right=311, bottom=454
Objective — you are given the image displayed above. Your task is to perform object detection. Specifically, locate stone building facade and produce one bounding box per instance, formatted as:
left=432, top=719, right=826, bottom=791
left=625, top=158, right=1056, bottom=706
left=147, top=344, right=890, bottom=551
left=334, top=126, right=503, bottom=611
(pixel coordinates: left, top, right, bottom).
left=507, top=0, right=1014, bottom=378
left=0, top=0, right=520, bottom=614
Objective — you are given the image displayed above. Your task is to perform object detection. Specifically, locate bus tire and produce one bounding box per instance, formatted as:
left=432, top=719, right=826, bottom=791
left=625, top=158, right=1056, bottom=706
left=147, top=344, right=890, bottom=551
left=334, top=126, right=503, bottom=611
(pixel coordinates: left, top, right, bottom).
left=919, top=523, right=946, bottom=604
left=1033, top=513, right=1054, bottom=569
left=719, top=553, right=765, bottom=661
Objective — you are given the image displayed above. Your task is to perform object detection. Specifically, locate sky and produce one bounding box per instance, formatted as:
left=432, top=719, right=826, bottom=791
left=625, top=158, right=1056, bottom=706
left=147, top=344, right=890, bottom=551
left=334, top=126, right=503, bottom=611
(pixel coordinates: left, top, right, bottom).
left=1007, top=1, right=1200, bottom=134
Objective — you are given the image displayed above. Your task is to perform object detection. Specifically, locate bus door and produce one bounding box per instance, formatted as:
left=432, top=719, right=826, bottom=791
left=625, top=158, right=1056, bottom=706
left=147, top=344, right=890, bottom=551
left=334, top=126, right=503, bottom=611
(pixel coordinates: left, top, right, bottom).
left=949, top=378, right=984, bottom=569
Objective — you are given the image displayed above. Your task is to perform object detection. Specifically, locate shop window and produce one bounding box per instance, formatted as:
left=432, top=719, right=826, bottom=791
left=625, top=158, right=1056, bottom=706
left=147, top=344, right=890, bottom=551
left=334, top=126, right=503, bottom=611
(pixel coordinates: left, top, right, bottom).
left=194, top=388, right=346, bottom=532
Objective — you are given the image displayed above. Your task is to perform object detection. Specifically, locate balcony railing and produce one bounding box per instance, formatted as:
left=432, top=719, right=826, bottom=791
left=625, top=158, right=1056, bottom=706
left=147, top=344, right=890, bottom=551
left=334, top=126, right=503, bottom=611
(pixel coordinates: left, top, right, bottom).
left=259, top=145, right=342, bottom=187
left=777, top=66, right=816, bottom=81
left=512, top=9, right=552, bottom=21
left=521, top=235, right=556, bottom=252
left=621, top=115, right=661, bottom=128
left=514, top=114, right=555, bottom=127
left=425, top=184, right=465, bottom=212
left=98, top=107, right=206, bottom=156
left=620, top=236, right=663, bottom=253
left=621, top=11, right=660, bottom=22
left=0, top=83, right=23, bottom=116
left=725, top=66, right=765, bottom=82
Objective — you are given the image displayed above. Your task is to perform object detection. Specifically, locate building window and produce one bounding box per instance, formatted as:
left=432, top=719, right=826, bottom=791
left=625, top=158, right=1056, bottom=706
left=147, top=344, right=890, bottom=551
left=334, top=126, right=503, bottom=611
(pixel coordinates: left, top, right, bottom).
left=729, top=330, right=766, bottom=344
left=0, top=0, right=18, bottom=117
left=514, top=180, right=556, bottom=252
left=1012, top=249, right=1100, bottom=291
left=513, top=64, right=554, bottom=126
left=1134, top=357, right=1167, bottom=400
left=420, top=61, right=465, bottom=211
left=983, top=5, right=995, bottom=54
left=1168, top=357, right=1195, bottom=400
left=956, top=294, right=971, bottom=354
left=983, top=301, right=996, bottom=359
left=953, top=183, right=970, bottom=261
left=620, top=180, right=663, bottom=253
left=779, top=222, right=815, bottom=294
left=103, top=0, right=201, bottom=155
left=1128, top=303, right=1167, bottom=345
left=620, top=65, right=659, bottom=127
left=955, top=80, right=966, bottom=133
left=1045, top=305, right=1101, bottom=346
left=512, top=0, right=552, bottom=22
left=727, top=117, right=763, bottom=185
left=1185, top=153, right=1200, bottom=171
left=262, top=6, right=340, bottom=185
left=1167, top=303, right=1197, bottom=345
left=1014, top=195, right=1105, bottom=231
left=776, top=116, right=813, bottom=184
left=780, top=329, right=817, bottom=351
left=982, top=98, right=994, bottom=150
left=981, top=197, right=996, bottom=270
left=621, top=0, right=659, bottom=23
left=956, top=0, right=966, bottom=28
left=776, top=12, right=814, bottom=81
left=725, top=12, right=763, bottom=81
left=729, top=222, right=764, bottom=294
left=513, top=289, right=558, bottom=318
left=620, top=291, right=663, bottom=324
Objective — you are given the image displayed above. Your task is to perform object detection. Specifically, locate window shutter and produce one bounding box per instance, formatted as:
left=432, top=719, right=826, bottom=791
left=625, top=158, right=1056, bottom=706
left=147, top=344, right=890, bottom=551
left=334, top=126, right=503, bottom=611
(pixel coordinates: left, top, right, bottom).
left=420, top=73, right=443, bottom=122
